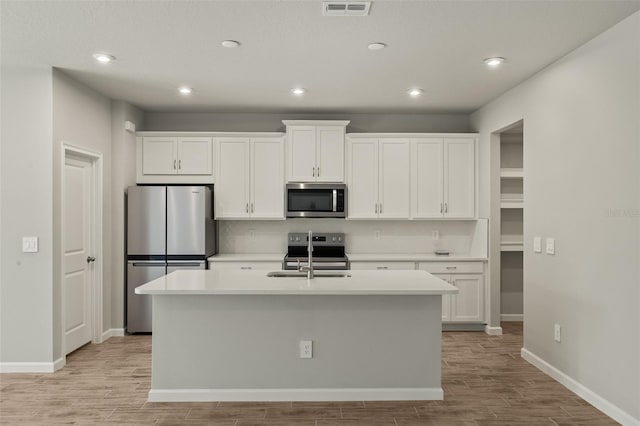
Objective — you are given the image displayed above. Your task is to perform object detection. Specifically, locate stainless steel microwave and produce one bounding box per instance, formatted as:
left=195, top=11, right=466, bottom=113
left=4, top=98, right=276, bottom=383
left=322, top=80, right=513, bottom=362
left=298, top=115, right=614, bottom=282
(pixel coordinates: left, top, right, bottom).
left=285, top=183, right=347, bottom=218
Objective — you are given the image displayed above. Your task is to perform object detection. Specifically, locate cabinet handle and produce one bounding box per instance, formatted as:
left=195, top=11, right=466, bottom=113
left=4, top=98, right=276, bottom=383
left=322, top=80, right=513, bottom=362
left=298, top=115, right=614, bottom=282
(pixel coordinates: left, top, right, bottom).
left=251, top=203, right=254, bottom=213
left=173, top=160, right=177, bottom=170
left=312, top=167, right=315, bottom=177
left=375, top=204, right=378, bottom=214
left=245, top=203, right=249, bottom=213
left=377, top=266, right=388, bottom=270
left=240, top=266, right=252, bottom=270
left=446, top=266, right=457, bottom=270
left=379, top=204, right=383, bottom=214
left=317, top=167, right=320, bottom=177
left=444, top=203, right=448, bottom=213
left=178, top=159, right=182, bottom=170
left=440, top=203, right=443, bottom=213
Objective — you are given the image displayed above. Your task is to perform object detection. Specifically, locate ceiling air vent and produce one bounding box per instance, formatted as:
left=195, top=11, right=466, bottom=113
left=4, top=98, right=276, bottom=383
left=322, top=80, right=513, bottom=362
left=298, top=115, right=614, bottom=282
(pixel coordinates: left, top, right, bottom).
left=322, top=2, right=371, bottom=16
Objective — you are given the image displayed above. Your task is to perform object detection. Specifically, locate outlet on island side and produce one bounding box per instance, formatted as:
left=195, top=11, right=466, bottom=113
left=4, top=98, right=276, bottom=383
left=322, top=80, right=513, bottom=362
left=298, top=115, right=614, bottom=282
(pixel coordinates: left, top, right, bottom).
left=299, top=340, right=313, bottom=358
left=554, top=324, right=561, bottom=342
left=374, top=230, right=381, bottom=240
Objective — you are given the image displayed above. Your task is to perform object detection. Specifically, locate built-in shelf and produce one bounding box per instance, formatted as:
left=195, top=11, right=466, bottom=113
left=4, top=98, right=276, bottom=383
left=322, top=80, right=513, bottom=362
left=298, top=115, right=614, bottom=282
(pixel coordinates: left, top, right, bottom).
left=501, top=199, right=524, bottom=209
left=500, top=235, right=524, bottom=252
left=500, top=168, right=523, bottom=178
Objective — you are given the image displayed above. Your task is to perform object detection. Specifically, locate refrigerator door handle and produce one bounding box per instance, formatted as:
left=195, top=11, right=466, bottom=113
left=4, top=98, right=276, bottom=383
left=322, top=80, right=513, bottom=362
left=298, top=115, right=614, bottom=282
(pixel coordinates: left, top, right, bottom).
left=130, top=262, right=166, bottom=267
left=167, top=262, right=203, bottom=267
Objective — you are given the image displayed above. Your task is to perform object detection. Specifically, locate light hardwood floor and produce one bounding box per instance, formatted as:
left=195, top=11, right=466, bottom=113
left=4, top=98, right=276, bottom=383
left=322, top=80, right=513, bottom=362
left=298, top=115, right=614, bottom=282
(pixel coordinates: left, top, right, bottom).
left=0, top=323, right=616, bottom=425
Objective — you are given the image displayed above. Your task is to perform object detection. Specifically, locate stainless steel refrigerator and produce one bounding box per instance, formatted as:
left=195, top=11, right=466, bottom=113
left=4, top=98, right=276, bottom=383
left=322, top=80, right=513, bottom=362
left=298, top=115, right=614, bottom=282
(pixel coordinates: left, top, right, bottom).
left=126, top=185, right=217, bottom=333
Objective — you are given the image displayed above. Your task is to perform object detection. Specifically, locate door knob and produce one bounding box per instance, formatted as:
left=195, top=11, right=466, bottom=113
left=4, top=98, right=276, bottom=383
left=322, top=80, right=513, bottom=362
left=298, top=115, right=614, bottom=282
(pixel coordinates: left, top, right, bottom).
left=86, top=256, right=96, bottom=263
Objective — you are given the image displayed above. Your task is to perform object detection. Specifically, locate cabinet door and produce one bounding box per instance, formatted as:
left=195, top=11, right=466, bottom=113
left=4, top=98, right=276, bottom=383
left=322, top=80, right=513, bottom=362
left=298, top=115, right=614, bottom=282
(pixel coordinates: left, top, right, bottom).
left=350, top=261, right=416, bottom=270
left=444, top=139, right=475, bottom=218
left=216, top=138, right=250, bottom=218
left=287, top=126, right=316, bottom=182
left=412, top=139, right=444, bottom=218
left=451, top=274, right=484, bottom=322
left=378, top=139, right=411, bottom=219
left=142, top=137, right=177, bottom=175
left=316, top=126, right=345, bottom=182
left=177, top=137, right=212, bottom=175
left=433, top=274, right=451, bottom=321
left=251, top=138, right=284, bottom=219
left=209, top=262, right=282, bottom=270
left=347, top=139, right=379, bottom=219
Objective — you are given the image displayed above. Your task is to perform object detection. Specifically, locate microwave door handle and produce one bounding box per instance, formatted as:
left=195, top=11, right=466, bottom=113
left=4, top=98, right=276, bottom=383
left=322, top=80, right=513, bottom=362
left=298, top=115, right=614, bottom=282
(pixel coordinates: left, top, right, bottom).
left=333, top=189, right=337, bottom=212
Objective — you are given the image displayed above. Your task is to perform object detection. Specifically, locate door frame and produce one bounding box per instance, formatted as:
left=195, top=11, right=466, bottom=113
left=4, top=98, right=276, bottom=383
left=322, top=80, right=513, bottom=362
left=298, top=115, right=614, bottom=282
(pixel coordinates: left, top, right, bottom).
left=61, top=143, right=104, bottom=355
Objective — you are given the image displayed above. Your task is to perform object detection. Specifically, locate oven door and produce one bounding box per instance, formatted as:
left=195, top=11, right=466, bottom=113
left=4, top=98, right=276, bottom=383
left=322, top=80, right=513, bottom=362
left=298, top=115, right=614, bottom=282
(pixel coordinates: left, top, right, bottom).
left=286, top=184, right=346, bottom=218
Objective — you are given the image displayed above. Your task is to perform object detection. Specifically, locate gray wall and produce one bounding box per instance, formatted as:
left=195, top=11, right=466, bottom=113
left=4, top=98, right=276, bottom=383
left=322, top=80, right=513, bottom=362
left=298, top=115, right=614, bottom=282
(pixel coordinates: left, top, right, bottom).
left=144, top=112, right=471, bottom=133
left=471, top=11, right=639, bottom=421
left=0, top=67, right=54, bottom=363
left=52, top=69, right=113, bottom=358
left=110, top=101, right=144, bottom=329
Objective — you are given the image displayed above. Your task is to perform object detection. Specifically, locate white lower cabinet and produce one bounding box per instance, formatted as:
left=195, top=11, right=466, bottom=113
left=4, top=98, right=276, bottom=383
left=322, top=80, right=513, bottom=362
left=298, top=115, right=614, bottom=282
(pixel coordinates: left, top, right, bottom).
left=419, top=263, right=485, bottom=323
left=208, top=261, right=282, bottom=270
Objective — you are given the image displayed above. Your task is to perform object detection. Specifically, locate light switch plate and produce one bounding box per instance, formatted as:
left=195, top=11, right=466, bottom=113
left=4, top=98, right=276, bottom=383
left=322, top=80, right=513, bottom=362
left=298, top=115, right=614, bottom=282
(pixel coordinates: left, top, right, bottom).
left=533, top=237, right=542, bottom=253
left=22, top=236, right=39, bottom=253
left=546, top=238, right=555, bottom=255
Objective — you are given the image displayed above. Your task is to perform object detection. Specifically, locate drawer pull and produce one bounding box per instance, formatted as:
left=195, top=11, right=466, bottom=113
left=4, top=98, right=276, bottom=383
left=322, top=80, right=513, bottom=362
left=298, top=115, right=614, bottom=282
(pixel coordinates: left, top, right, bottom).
left=445, top=266, right=457, bottom=270
left=377, top=266, right=389, bottom=270
left=240, top=266, right=252, bottom=270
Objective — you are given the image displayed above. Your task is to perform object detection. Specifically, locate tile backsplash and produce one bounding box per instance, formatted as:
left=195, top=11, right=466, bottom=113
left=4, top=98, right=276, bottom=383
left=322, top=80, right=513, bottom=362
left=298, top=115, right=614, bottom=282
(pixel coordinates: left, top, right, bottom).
left=218, top=219, right=483, bottom=255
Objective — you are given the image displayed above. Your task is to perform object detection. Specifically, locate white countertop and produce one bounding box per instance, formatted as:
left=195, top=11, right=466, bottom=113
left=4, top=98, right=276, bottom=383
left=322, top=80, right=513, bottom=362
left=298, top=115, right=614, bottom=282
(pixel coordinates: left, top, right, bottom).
left=208, top=253, right=487, bottom=262
left=135, top=269, right=458, bottom=296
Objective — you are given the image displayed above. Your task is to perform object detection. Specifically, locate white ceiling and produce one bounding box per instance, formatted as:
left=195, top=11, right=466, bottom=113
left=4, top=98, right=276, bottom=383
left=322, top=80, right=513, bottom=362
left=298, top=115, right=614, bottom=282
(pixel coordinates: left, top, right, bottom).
left=2, top=1, right=639, bottom=114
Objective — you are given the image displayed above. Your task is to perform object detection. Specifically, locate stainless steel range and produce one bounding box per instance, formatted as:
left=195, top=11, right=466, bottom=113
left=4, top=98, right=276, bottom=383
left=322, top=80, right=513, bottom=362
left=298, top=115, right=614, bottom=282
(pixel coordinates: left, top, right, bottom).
left=283, top=232, right=349, bottom=270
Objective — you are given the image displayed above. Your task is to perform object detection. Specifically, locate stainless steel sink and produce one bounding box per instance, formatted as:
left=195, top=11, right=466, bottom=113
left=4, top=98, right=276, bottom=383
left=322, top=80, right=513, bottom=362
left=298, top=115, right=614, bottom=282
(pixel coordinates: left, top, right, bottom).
left=267, top=271, right=351, bottom=278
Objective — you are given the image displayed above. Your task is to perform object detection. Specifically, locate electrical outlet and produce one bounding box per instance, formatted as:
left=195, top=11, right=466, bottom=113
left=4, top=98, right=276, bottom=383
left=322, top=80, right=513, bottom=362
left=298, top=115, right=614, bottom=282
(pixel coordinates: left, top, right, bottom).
left=546, top=238, right=556, bottom=255
left=374, top=230, right=381, bottom=240
left=554, top=324, right=561, bottom=342
left=432, top=230, right=440, bottom=240
left=299, top=340, right=312, bottom=358
left=249, top=229, right=255, bottom=240
left=533, top=237, right=542, bottom=253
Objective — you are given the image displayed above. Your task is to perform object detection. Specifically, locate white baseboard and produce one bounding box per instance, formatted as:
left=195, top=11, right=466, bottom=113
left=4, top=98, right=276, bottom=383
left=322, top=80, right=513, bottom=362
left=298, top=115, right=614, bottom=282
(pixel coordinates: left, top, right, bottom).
left=1, top=356, right=64, bottom=373
left=101, top=328, right=125, bottom=341
left=500, top=314, right=524, bottom=322
left=149, top=387, right=444, bottom=402
left=484, top=325, right=503, bottom=335
left=521, top=348, right=639, bottom=426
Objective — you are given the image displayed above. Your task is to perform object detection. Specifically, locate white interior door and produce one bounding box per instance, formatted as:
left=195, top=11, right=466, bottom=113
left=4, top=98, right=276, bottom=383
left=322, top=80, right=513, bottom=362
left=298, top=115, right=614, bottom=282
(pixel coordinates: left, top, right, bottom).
left=64, top=156, right=94, bottom=354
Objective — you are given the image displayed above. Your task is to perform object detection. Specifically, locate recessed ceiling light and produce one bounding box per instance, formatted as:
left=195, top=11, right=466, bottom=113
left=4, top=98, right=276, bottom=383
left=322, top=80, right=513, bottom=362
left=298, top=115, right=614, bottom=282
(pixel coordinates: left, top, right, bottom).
left=221, top=40, right=241, bottom=48
left=178, top=86, right=193, bottom=95
left=291, top=87, right=306, bottom=96
left=93, top=53, right=115, bottom=64
left=368, top=42, right=386, bottom=51
left=484, top=57, right=505, bottom=67
left=408, top=88, right=424, bottom=97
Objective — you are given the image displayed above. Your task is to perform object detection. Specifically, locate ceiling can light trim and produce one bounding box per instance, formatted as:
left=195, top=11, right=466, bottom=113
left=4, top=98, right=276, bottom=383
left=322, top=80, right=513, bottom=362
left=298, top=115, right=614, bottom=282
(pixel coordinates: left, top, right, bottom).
left=322, top=1, right=371, bottom=16
left=291, top=87, right=306, bottom=96
left=93, top=53, right=115, bottom=63
left=178, top=86, right=193, bottom=95
left=368, top=42, right=386, bottom=51
left=221, top=40, right=241, bottom=48
left=408, top=88, right=424, bottom=97
left=484, top=57, right=505, bottom=67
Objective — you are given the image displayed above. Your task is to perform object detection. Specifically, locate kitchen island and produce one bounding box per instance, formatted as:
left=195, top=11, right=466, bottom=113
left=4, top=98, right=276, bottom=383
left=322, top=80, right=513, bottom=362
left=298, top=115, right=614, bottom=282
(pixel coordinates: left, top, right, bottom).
left=135, top=269, right=457, bottom=402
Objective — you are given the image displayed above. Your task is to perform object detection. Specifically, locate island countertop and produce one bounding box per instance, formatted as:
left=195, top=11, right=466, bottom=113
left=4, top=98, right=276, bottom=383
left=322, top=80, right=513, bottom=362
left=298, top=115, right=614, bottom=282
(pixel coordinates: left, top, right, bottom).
left=135, top=269, right=458, bottom=296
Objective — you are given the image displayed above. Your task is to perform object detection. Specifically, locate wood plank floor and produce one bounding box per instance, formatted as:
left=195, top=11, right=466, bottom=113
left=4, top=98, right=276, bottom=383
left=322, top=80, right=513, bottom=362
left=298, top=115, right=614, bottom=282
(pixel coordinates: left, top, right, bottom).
left=0, top=323, right=616, bottom=425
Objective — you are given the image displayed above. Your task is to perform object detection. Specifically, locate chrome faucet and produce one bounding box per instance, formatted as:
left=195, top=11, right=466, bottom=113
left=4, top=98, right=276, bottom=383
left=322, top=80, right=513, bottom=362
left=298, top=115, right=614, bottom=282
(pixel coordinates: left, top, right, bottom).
left=298, top=230, right=314, bottom=279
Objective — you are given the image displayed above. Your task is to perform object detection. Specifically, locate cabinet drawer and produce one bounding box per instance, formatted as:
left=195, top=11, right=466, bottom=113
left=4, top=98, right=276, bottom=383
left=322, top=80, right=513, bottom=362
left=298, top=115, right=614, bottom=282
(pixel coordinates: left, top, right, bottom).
left=418, top=262, right=483, bottom=274
left=208, top=261, right=282, bottom=270
left=350, top=261, right=416, bottom=270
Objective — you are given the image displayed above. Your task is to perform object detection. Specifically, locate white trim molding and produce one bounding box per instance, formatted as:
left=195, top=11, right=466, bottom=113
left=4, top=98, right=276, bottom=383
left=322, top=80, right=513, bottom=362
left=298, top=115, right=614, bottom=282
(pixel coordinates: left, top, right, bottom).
left=484, top=325, right=503, bottom=335
left=500, top=314, right=523, bottom=322
left=149, top=387, right=444, bottom=402
left=522, top=348, right=639, bottom=426
left=101, top=328, right=126, bottom=341
left=1, top=357, right=65, bottom=373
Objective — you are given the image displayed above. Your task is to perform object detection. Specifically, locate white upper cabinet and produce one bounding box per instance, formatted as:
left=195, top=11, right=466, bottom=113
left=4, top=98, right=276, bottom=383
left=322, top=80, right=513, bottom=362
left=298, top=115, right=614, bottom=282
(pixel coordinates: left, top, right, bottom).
left=137, top=136, right=213, bottom=184
left=215, top=137, right=284, bottom=219
left=412, top=137, right=475, bottom=219
left=284, top=120, right=349, bottom=183
left=347, top=138, right=411, bottom=219
left=444, top=139, right=475, bottom=218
